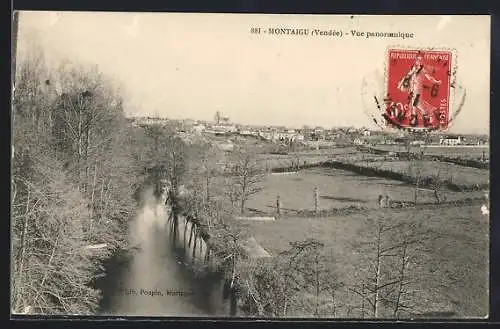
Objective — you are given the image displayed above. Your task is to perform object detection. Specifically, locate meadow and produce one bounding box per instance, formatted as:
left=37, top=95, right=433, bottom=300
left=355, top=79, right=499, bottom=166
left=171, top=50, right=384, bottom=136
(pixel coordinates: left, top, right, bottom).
left=237, top=204, right=489, bottom=318
left=256, top=147, right=359, bottom=170
left=244, top=167, right=485, bottom=216
left=257, top=154, right=330, bottom=170
left=373, top=145, right=489, bottom=159
left=354, top=160, right=490, bottom=187
left=202, top=135, right=489, bottom=318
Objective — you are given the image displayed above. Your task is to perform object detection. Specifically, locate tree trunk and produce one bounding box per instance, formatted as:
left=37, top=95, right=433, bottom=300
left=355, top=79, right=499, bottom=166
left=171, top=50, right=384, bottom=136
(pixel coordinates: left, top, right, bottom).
left=89, top=161, right=98, bottom=236
left=230, top=290, right=238, bottom=316
left=84, top=124, right=91, bottom=194
left=331, top=290, right=336, bottom=317
left=77, top=108, right=83, bottom=189
left=207, top=213, right=212, bottom=232
left=240, top=197, right=245, bottom=215
left=204, top=247, right=210, bottom=264
left=199, top=235, right=203, bottom=256
left=172, top=213, right=178, bottom=249
left=12, top=179, right=17, bottom=211
left=393, top=239, right=409, bottom=318
left=374, top=225, right=382, bottom=318
left=188, top=222, right=194, bottom=248
left=33, top=230, right=61, bottom=307
left=99, top=178, right=105, bottom=220
left=205, top=176, right=210, bottom=204
left=246, top=279, right=264, bottom=316
left=361, top=284, right=365, bottom=319
left=229, top=255, right=237, bottom=316
left=102, top=179, right=112, bottom=220
left=314, top=255, right=320, bottom=316
left=192, top=228, right=197, bottom=260
left=240, top=174, right=248, bottom=215
left=183, top=218, right=189, bottom=249
left=314, top=187, right=320, bottom=215
left=15, top=185, right=31, bottom=312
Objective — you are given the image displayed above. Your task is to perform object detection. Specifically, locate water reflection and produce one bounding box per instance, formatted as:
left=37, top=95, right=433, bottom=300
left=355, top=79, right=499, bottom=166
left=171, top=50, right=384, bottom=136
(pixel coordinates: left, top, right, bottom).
left=99, top=187, right=223, bottom=317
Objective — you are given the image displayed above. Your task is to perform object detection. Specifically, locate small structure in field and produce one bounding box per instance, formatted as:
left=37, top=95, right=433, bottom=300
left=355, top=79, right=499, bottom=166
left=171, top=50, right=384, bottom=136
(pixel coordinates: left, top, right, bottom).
left=240, top=237, right=271, bottom=259
left=439, top=135, right=462, bottom=146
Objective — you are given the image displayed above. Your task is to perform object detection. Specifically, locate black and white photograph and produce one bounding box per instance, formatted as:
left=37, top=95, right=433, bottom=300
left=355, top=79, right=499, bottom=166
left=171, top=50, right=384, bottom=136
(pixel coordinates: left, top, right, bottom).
left=10, top=12, right=490, bottom=319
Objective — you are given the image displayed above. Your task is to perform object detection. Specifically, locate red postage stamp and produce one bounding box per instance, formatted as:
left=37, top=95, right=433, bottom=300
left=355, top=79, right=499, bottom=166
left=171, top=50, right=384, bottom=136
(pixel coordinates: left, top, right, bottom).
left=384, top=48, right=453, bottom=131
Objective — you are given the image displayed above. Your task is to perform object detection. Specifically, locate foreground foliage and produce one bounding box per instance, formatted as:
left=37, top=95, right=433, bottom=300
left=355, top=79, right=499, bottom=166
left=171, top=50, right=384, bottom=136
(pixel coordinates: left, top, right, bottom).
left=11, top=41, right=142, bottom=314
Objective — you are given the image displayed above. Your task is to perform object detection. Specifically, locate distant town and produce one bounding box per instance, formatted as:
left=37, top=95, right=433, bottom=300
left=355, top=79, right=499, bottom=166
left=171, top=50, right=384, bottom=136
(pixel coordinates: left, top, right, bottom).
left=127, top=112, right=490, bottom=149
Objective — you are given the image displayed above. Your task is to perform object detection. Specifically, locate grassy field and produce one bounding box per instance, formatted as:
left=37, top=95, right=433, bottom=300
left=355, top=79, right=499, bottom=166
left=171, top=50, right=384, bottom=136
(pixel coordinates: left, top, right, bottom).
left=236, top=204, right=489, bottom=318
left=245, top=167, right=485, bottom=215
left=256, top=147, right=359, bottom=170
left=373, top=145, right=489, bottom=159
left=354, top=160, right=489, bottom=187
left=203, top=136, right=488, bottom=317
left=257, top=154, right=330, bottom=170
left=332, top=152, right=390, bottom=163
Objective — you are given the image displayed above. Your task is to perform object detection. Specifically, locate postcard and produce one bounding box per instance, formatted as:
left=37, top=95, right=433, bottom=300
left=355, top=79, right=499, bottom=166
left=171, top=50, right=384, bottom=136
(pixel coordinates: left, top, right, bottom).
left=11, top=12, right=490, bottom=319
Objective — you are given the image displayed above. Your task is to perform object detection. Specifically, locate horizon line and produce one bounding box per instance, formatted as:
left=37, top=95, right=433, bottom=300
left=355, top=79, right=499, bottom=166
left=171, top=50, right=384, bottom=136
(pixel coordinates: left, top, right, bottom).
left=125, top=114, right=489, bottom=136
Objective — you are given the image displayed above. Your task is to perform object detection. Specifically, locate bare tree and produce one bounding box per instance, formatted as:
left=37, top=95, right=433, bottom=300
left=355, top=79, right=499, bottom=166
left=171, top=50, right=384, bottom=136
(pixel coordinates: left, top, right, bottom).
left=12, top=41, right=140, bottom=315
left=226, top=146, right=265, bottom=215
left=238, top=257, right=288, bottom=317
left=430, top=169, right=446, bottom=204
left=182, top=141, right=228, bottom=232
left=350, top=216, right=430, bottom=318
left=239, top=238, right=342, bottom=318
left=238, top=240, right=302, bottom=317
left=209, top=220, right=250, bottom=316
left=408, top=152, right=424, bottom=205
left=350, top=217, right=395, bottom=318
left=289, top=239, right=342, bottom=317
left=405, top=133, right=443, bottom=205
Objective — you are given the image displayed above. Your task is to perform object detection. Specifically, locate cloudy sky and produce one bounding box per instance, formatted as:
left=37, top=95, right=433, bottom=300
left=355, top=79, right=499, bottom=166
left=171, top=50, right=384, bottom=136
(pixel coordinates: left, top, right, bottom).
left=16, top=12, right=490, bottom=134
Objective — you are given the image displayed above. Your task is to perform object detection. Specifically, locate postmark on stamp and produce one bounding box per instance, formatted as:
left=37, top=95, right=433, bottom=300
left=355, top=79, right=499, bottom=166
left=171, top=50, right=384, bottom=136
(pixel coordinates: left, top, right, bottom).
left=383, top=48, right=453, bottom=131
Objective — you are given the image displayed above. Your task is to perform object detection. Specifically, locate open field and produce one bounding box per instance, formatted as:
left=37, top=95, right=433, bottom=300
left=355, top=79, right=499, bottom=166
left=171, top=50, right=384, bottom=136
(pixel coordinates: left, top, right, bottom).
left=237, top=204, right=489, bottom=317
left=256, top=147, right=367, bottom=170
left=332, top=152, right=390, bottom=163
left=354, top=160, right=489, bottom=187
left=245, top=167, right=485, bottom=215
left=257, top=153, right=330, bottom=170
left=373, top=145, right=489, bottom=159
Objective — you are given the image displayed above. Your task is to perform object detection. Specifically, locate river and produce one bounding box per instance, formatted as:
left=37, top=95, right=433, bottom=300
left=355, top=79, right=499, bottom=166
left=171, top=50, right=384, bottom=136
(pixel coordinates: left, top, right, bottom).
left=96, top=187, right=227, bottom=317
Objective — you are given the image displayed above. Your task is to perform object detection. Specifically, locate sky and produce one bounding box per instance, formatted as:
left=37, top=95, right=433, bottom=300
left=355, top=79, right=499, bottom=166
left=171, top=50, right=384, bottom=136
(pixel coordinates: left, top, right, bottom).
left=15, top=12, right=490, bottom=134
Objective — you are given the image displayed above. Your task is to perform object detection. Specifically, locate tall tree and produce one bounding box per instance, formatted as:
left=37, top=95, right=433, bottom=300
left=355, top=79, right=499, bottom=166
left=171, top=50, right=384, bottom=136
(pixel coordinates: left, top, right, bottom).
left=12, top=40, right=140, bottom=314
left=226, top=146, right=265, bottom=214
left=350, top=215, right=431, bottom=318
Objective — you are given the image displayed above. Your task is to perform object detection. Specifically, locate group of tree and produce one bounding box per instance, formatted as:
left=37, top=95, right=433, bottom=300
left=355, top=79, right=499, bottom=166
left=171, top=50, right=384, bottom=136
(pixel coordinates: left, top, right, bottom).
left=348, top=215, right=433, bottom=318
left=235, top=238, right=343, bottom=317
left=11, top=40, right=143, bottom=315
left=125, top=120, right=441, bottom=319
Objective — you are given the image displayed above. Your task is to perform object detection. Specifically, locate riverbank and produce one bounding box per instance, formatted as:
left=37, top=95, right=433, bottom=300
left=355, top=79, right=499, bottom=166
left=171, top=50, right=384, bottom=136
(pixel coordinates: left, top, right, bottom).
left=92, top=187, right=226, bottom=316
